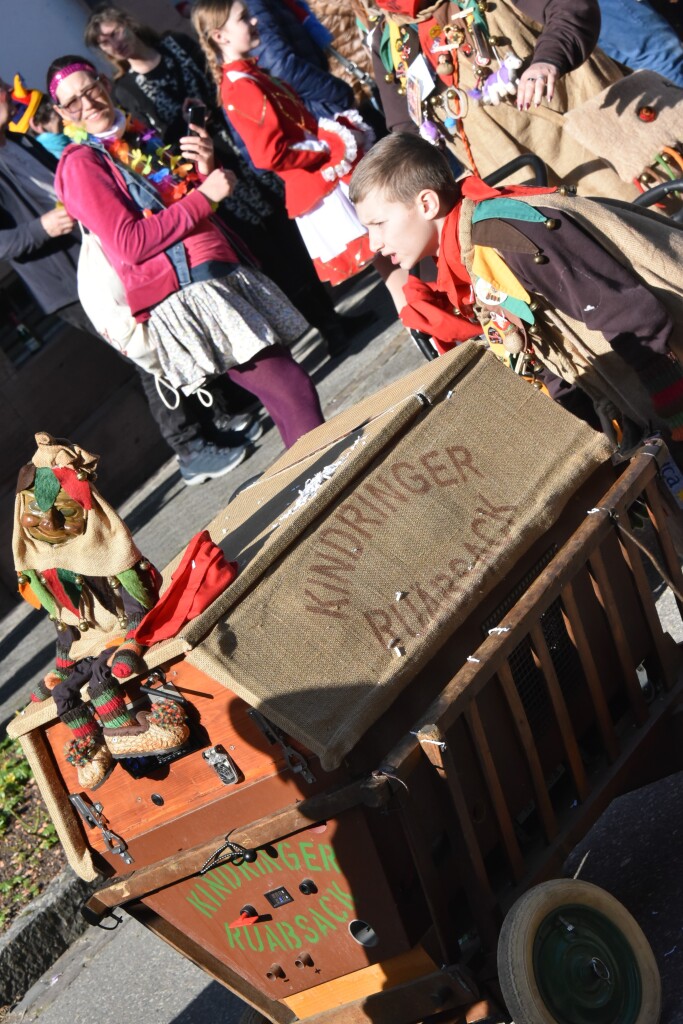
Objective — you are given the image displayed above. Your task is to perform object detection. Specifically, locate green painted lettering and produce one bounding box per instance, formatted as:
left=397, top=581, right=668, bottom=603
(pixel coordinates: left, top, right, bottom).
left=299, top=841, right=321, bottom=871
left=237, top=859, right=265, bottom=881
left=204, top=874, right=232, bottom=901
left=245, top=925, right=264, bottom=952
left=260, top=851, right=283, bottom=874
left=319, top=894, right=348, bottom=922
left=294, top=914, right=319, bottom=944
left=309, top=906, right=336, bottom=936
left=328, top=881, right=354, bottom=910
left=216, top=864, right=242, bottom=889
left=319, top=844, right=340, bottom=873
left=225, top=924, right=245, bottom=950
left=278, top=841, right=301, bottom=870
left=277, top=921, right=302, bottom=950
left=186, top=891, right=217, bottom=919
left=194, top=883, right=222, bottom=908
left=264, top=923, right=287, bottom=952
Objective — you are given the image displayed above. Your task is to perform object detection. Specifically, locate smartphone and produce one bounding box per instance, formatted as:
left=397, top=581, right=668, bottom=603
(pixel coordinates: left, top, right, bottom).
left=184, top=101, right=207, bottom=136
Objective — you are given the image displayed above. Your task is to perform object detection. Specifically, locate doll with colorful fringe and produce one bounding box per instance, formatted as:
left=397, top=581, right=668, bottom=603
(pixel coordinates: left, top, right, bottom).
left=13, top=433, right=189, bottom=790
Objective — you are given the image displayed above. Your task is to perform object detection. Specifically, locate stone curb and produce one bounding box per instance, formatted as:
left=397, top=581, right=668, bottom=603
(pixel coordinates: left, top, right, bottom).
left=0, top=868, right=98, bottom=1009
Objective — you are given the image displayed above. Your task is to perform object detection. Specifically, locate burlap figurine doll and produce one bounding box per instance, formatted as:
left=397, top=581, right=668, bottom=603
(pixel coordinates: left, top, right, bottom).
left=13, top=433, right=190, bottom=789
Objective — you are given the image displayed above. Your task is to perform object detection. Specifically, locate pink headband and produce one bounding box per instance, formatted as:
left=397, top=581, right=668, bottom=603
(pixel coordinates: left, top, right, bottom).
left=48, top=62, right=97, bottom=101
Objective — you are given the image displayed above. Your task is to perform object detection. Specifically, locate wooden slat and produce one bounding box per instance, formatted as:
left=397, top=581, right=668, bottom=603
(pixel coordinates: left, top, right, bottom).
left=394, top=766, right=466, bottom=964
left=560, top=582, right=620, bottom=762
left=496, top=660, right=557, bottom=842
left=383, top=455, right=661, bottom=775
left=299, top=963, right=478, bottom=1024
left=617, top=528, right=680, bottom=691
left=589, top=548, right=649, bottom=725
left=464, top=701, right=525, bottom=882
left=282, top=947, right=438, bottom=1020
left=528, top=622, right=590, bottom=801
left=417, top=725, right=499, bottom=951
left=645, top=478, right=683, bottom=619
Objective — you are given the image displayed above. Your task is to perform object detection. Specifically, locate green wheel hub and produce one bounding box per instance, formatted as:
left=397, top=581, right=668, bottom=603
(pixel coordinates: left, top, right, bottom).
left=533, top=903, right=643, bottom=1024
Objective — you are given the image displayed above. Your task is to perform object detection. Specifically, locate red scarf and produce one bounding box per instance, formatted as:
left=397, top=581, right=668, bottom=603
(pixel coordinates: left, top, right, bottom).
left=401, top=177, right=556, bottom=347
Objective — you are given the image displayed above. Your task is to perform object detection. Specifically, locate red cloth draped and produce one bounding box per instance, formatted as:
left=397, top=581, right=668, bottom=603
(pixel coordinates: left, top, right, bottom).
left=400, top=177, right=558, bottom=347
left=134, top=531, right=238, bottom=646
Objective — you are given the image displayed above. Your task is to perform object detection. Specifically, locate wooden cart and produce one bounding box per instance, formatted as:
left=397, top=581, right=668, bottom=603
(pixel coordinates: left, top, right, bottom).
left=11, top=347, right=683, bottom=1024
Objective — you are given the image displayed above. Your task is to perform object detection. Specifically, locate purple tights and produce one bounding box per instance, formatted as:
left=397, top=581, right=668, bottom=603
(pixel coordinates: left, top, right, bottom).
left=227, top=345, right=324, bottom=449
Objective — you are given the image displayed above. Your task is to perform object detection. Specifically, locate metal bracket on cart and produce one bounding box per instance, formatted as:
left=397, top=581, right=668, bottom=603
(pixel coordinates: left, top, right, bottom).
left=69, top=793, right=134, bottom=865
left=139, top=668, right=187, bottom=705
left=246, top=709, right=316, bottom=784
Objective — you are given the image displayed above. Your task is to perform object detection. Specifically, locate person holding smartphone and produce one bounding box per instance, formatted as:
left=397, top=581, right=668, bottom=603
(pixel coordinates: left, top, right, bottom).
left=49, top=56, right=326, bottom=461
left=84, top=3, right=378, bottom=358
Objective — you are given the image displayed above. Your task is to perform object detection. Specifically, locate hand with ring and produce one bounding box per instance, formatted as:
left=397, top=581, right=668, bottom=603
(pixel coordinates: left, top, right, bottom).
left=516, top=61, right=558, bottom=110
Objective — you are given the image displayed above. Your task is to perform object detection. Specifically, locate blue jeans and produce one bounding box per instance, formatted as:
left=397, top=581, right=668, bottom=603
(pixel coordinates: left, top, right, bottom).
left=599, top=0, right=683, bottom=87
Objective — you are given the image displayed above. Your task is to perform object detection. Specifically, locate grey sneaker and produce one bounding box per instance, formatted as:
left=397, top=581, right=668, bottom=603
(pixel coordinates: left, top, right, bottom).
left=179, top=442, right=247, bottom=486
left=212, top=411, right=264, bottom=445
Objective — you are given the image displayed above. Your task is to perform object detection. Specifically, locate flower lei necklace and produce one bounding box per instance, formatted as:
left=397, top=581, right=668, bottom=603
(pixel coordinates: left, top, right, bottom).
left=64, top=113, right=200, bottom=206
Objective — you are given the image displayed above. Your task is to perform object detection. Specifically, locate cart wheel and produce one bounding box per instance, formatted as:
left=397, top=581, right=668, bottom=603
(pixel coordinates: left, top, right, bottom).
left=497, top=879, right=661, bottom=1024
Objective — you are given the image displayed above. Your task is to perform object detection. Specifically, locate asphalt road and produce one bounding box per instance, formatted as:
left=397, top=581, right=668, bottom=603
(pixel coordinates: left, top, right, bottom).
left=5, top=272, right=683, bottom=1023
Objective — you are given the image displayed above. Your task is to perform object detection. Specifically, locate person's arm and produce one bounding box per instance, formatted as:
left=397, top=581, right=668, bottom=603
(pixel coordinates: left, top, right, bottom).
left=369, top=28, right=419, bottom=135
left=499, top=208, right=672, bottom=369
left=0, top=216, right=51, bottom=260
left=250, top=0, right=354, bottom=116
left=514, top=0, right=601, bottom=109
left=0, top=206, right=74, bottom=260
left=55, top=146, right=214, bottom=265
left=224, top=78, right=329, bottom=173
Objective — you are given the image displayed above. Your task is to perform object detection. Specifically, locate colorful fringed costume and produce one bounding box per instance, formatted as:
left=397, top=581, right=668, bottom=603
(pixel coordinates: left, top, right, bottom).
left=13, top=433, right=189, bottom=789
left=401, top=178, right=683, bottom=453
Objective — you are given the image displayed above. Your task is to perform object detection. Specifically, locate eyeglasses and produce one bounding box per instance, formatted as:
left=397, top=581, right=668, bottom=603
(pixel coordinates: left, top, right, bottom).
left=57, top=78, right=106, bottom=117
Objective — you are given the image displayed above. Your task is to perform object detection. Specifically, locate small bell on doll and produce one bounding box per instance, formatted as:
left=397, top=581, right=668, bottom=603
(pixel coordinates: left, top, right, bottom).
left=13, top=433, right=190, bottom=790
left=436, top=53, right=455, bottom=79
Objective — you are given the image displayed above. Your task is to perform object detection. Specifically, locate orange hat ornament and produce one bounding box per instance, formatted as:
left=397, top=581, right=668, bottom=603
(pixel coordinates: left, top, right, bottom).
left=9, top=74, right=43, bottom=134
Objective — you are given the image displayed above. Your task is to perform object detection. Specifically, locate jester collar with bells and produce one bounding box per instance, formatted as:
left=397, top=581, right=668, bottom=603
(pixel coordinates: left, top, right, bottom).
left=469, top=198, right=560, bottom=386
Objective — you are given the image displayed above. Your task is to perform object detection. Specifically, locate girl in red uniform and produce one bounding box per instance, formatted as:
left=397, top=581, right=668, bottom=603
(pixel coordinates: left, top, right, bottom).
left=191, top=0, right=379, bottom=287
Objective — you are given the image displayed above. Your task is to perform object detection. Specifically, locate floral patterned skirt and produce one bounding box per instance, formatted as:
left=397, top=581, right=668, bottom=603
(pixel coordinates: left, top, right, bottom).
left=147, top=267, right=309, bottom=391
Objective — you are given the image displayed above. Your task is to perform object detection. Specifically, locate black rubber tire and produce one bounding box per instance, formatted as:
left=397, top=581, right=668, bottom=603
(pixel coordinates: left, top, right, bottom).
left=497, top=879, right=661, bottom=1024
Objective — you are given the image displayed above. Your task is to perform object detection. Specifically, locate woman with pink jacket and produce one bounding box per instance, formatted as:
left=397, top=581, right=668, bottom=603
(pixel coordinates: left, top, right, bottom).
left=49, top=55, right=324, bottom=451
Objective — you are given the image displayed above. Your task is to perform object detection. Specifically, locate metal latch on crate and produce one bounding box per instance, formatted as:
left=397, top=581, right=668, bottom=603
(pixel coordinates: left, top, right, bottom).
left=202, top=744, right=241, bottom=785
left=247, top=709, right=316, bottom=784
left=69, top=794, right=134, bottom=865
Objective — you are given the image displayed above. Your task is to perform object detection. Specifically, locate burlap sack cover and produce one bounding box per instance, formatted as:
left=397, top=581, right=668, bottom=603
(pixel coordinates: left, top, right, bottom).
left=563, top=71, right=683, bottom=183
left=178, top=344, right=610, bottom=771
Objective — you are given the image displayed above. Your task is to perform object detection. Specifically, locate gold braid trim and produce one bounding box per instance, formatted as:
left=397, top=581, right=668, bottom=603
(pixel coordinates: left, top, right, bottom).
left=226, top=94, right=268, bottom=126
